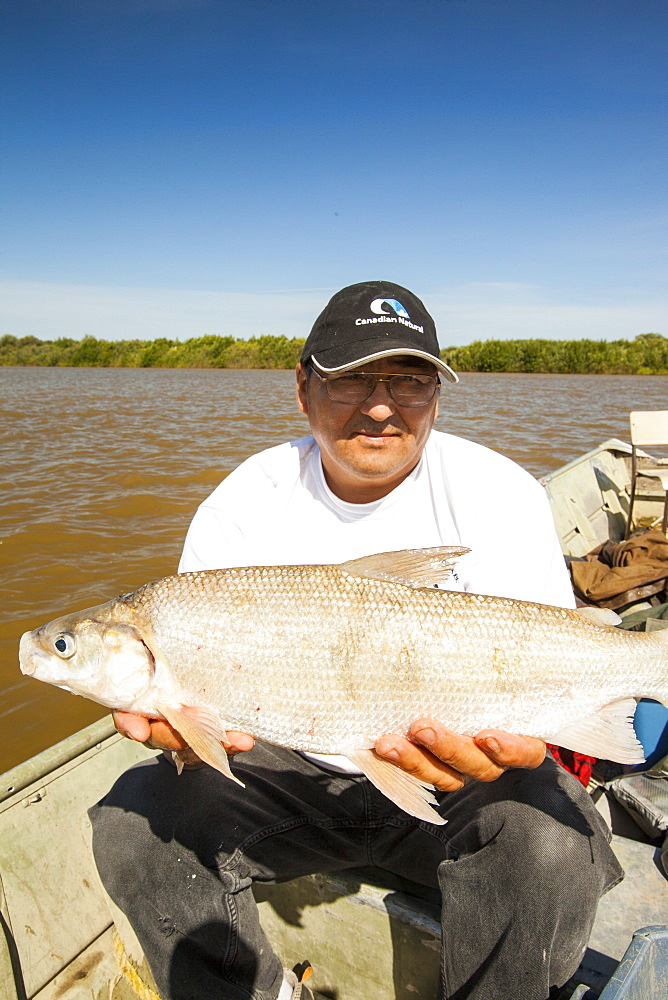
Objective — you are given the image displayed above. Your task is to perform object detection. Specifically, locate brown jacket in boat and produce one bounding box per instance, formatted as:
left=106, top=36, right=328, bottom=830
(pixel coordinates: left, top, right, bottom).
left=570, top=529, right=668, bottom=607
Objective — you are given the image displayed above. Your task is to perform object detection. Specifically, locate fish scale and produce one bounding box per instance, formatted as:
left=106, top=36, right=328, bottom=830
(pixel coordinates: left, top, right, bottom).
left=19, top=547, right=668, bottom=824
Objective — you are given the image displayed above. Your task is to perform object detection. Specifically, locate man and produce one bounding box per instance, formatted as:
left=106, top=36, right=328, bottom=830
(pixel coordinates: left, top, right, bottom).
left=91, top=281, right=622, bottom=1000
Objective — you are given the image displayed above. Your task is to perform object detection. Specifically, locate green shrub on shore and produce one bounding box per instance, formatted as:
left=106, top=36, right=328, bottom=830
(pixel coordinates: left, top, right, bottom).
left=1, top=332, right=667, bottom=373
left=0, top=334, right=307, bottom=369
left=442, top=333, right=668, bottom=375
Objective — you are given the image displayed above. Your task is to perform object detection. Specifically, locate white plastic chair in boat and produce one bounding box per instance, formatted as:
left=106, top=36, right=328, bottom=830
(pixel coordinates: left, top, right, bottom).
left=625, top=410, right=668, bottom=538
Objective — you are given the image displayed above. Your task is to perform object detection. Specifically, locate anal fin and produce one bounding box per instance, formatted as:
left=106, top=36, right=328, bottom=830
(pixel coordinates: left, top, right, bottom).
left=550, top=699, right=645, bottom=765
left=346, top=749, right=446, bottom=825
left=157, top=703, right=245, bottom=787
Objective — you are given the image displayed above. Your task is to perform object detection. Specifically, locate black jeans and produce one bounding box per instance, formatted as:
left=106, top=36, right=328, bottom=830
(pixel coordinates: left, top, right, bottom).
left=89, top=745, right=622, bottom=1000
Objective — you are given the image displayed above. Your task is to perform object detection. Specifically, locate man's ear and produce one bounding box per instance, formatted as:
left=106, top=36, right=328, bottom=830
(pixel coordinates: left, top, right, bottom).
left=296, top=362, right=309, bottom=416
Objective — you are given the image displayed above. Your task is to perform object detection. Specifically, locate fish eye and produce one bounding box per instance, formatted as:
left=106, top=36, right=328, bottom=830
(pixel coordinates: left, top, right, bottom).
left=53, top=633, right=76, bottom=658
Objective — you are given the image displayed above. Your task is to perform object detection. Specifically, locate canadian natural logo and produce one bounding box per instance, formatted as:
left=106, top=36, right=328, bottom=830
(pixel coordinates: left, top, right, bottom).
left=369, top=298, right=410, bottom=319
left=355, top=297, right=424, bottom=332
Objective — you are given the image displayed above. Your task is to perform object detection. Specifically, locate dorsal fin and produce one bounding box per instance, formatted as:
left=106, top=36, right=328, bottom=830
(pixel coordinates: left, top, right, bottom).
left=340, top=546, right=470, bottom=590
left=573, top=606, right=622, bottom=627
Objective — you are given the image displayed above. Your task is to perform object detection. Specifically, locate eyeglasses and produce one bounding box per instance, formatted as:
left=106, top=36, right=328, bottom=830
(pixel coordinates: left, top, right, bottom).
left=309, top=366, right=441, bottom=406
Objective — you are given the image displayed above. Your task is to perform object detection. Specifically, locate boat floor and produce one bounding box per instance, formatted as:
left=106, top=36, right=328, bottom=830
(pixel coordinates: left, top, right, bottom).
left=52, top=809, right=666, bottom=1000
left=3, top=722, right=666, bottom=1000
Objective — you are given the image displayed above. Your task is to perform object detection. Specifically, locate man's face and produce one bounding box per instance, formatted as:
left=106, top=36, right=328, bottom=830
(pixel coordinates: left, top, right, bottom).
left=296, top=355, right=439, bottom=503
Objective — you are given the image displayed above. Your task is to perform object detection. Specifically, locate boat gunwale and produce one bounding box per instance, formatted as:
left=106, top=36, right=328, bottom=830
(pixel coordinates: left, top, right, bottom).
left=0, top=716, right=117, bottom=805
left=540, top=438, right=632, bottom=485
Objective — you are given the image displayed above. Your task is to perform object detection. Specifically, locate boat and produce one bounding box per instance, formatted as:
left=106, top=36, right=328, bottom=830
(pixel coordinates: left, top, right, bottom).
left=2, top=438, right=668, bottom=1000
left=541, top=437, right=667, bottom=561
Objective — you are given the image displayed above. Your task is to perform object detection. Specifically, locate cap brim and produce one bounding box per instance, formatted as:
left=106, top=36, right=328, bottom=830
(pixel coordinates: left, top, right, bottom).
left=311, top=348, right=459, bottom=384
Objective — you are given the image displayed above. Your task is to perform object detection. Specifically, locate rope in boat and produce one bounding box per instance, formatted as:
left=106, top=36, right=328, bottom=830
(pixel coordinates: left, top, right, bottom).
left=112, top=926, right=162, bottom=1000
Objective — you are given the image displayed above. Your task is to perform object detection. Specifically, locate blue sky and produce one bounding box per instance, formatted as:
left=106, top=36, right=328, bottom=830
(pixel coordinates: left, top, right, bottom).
left=1, top=0, right=666, bottom=346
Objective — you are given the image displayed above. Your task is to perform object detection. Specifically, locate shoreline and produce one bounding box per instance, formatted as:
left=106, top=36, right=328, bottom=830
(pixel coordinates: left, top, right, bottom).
left=3, top=365, right=668, bottom=376
left=3, top=332, right=666, bottom=375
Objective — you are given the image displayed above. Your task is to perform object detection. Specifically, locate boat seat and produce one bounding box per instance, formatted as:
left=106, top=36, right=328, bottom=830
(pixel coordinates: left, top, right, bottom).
left=625, top=410, right=668, bottom=538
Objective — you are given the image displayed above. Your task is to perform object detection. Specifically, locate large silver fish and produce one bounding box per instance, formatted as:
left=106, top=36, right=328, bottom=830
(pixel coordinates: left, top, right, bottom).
left=19, top=547, right=668, bottom=824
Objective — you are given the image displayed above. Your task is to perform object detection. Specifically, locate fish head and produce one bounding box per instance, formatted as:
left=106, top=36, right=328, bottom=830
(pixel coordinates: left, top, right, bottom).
left=19, top=602, right=155, bottom=711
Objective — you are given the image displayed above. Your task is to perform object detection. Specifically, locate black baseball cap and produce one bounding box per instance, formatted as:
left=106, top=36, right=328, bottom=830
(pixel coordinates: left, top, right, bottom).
left=301, top=280, right=458, bottom=384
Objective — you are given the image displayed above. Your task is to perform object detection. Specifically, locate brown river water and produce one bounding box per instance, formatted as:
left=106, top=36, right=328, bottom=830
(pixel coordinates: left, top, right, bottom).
left=2, top=367, right=667, bottom=773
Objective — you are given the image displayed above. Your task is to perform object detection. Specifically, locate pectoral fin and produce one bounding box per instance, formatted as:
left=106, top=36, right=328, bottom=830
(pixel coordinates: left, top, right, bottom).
left=346, top=749, right=446, bottom=825
left=157, top=703, right=245, bottom=786
left=550, top=699, right=645, bottom=765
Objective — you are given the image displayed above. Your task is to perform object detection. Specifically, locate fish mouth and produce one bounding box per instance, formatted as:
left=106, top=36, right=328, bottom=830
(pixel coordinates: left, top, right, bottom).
left=18, top=631, right=77, bottom=693
left=19, top=632, right=38, bottom=676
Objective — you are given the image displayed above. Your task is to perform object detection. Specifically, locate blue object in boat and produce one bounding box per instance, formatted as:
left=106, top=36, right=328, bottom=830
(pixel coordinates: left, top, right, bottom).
left=632, top=699, right=668, bottom=769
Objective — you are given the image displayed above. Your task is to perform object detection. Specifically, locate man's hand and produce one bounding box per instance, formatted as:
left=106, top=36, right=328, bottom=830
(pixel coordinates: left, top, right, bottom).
left=375, top=718, right=546, bottom=792
left=112, top=711, right=255, bottom=760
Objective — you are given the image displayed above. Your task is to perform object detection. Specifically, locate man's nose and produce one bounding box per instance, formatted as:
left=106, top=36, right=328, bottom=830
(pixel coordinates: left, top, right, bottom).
left=358, top=380, right=396, bottom=419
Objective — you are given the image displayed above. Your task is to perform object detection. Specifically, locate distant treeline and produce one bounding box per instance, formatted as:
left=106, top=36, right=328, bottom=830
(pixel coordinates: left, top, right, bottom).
left=443, top=333, right=668, bottom=374
left=1, top=332, right=667, bottom=374
left=0, top=334, right=305, bottom=369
